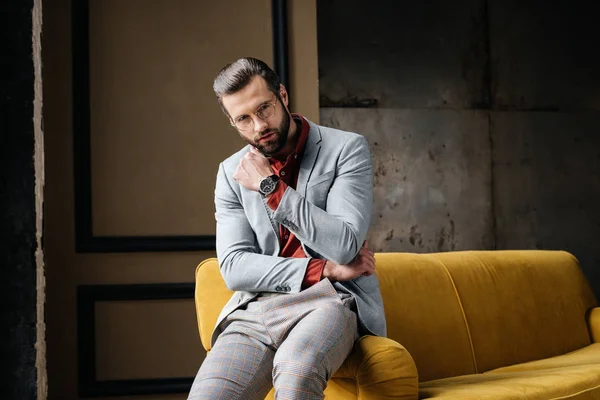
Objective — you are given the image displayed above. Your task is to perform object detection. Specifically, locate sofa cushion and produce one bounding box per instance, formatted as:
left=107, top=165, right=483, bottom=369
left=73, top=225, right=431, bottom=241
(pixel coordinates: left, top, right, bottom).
left=376, top=253, right=477, bottom=381
left=434, top=250, right=597, bottom=372
left=419, top=363, right=600, bottom=399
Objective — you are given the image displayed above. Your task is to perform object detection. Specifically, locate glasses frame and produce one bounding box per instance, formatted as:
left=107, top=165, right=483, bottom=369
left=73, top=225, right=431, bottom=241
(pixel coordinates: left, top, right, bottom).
left=231, top=96, right=279, bottom=131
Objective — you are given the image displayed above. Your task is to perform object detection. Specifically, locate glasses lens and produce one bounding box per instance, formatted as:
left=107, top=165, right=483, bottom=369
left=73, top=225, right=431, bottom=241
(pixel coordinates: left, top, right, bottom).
left=236, top=119, right=252, bottom=131
left=233, top=101, right=276, bottom=131
left=258, top=103, right=275, bottom=120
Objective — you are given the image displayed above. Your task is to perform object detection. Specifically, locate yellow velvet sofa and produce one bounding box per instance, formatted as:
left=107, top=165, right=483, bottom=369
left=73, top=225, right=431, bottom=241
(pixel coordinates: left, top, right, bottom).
left=194, top=250, right=600, bottom=399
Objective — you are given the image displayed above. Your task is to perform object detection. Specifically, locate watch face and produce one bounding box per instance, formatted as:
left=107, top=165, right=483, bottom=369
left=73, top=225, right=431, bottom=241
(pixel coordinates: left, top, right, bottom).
left=260, top=177, right=276, bottom=195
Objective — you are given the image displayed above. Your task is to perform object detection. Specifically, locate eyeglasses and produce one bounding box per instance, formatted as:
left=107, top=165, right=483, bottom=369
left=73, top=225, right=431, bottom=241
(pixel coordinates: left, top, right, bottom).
left=231, top=97, right=278, bottom=131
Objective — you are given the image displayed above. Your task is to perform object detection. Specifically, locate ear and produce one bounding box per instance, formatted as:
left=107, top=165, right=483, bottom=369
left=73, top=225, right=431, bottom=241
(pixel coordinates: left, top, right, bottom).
left=279, top=83, right=289, bottom=107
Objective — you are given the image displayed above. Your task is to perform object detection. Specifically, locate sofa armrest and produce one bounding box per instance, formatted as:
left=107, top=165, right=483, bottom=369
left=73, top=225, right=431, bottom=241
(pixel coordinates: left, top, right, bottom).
left=195, top=258, right=234, bottom=351
left=587, top=307, right=600, bottom=342
left=334, top=335, right=418, bottom=400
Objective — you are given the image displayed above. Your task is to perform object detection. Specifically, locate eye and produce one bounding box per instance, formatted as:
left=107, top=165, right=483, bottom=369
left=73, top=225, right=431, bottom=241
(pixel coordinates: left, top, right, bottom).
left=257, top=104, right=270, bottom=113
left=236, top=115, right=249, bottom=123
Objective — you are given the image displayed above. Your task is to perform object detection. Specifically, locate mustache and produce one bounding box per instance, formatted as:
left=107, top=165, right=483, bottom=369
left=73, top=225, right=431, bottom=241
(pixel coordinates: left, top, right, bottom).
left=256, top=130, right=278, bottom=140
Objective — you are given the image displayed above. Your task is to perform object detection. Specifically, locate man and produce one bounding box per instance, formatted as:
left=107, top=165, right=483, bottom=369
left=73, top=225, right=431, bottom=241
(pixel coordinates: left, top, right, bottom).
left=188, top=57, right=386, bottom=400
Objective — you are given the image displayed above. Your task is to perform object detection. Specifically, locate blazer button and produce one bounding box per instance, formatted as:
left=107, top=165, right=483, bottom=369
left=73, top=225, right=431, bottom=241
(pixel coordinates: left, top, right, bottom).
left=275, top=286, right=282, bottom=292
left=285, top=286, right=291, bottom=292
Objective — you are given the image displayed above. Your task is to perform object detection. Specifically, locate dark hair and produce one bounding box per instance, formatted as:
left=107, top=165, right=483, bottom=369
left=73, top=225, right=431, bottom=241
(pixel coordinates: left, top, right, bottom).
left=213, top=57, right=281, bottom=118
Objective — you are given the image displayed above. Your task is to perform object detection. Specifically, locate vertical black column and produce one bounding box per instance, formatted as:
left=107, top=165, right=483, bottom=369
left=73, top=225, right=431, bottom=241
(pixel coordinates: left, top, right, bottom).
left=271, top=0, right=289, bottom=90
left=0, top=0, right=38, bottom=399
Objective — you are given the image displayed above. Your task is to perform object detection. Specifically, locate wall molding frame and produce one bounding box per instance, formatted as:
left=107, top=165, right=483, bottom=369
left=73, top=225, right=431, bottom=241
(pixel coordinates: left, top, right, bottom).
left=77, top=283, right=196, bottom=397
left=72, top=0, right=290, bottom=253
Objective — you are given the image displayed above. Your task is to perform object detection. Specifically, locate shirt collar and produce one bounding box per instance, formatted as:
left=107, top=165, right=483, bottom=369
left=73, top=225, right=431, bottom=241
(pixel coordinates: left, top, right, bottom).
left=291, top=113, right=310, bottom=160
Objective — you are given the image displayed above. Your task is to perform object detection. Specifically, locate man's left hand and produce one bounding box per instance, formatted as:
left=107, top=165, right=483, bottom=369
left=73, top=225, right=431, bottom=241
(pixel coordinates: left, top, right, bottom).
left=232, top=147, right=273, bottom=192
left=322, top=241, right=375, bottom=282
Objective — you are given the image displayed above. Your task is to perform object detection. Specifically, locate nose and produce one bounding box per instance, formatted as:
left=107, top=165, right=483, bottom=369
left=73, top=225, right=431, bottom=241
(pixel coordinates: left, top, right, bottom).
left=252, top=115, right=268, bottom=133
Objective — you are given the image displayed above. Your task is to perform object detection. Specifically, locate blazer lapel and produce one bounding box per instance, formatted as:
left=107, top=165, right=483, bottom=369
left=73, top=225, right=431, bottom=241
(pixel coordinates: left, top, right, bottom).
left=297, top=120, right=323, bottom=197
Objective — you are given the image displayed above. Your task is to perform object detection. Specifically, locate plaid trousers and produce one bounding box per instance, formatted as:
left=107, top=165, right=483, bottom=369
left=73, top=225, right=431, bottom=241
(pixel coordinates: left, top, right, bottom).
left=188, top=278, right=359, bottom=400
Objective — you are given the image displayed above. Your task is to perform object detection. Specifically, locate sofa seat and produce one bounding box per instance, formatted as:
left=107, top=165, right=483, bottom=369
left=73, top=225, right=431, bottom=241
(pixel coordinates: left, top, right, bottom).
left=487, top=343, right=600, bottom=374
left=419, top=344, right=600, bottom=399
left=420, top=364, right=600, bottom=399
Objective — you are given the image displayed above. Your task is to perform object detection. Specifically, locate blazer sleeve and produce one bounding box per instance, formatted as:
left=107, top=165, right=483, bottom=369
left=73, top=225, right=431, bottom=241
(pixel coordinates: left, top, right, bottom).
left=272, top=135, right=373, bottom=265
left=214, top=162, right=310, bottom=293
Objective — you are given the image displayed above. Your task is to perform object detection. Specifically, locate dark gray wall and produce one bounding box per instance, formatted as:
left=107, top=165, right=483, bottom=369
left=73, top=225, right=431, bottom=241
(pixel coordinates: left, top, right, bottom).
left=0, top=0, right=38, bottom=399
left=317, top=0, right=600, bottom=295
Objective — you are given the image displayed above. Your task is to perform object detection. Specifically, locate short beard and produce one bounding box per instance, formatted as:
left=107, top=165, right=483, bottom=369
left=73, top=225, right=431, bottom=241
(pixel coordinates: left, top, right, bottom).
left=245, top=108, right=291, bottom=157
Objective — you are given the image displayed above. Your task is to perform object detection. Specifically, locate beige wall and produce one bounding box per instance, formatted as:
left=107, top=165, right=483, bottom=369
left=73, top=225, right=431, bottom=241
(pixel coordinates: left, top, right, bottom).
left=43, top=0, right=318, bottom=399
left=289, top=0, right=320, bottom=123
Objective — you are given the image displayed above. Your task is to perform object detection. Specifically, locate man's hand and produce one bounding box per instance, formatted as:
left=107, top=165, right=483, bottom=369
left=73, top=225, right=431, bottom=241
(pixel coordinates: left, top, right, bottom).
left=233, top=147, right=273, bottom=191
left=322, top=241, right=375, bottom=282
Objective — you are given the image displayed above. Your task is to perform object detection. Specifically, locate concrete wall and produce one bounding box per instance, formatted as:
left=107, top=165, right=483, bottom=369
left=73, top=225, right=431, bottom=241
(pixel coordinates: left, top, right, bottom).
left=317, top=0, right=600, bottom=295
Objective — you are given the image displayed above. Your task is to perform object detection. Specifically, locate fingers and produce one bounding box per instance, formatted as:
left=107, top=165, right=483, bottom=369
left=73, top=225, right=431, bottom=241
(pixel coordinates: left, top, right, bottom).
left=334, top=259, right=376, bottom=281
left=364, top=258, right=375, bottom=274
left=358, top=247, right=375, bottom=276
left=359, top=247, right=374, bottom=259
left=249, top=146, right=265, bottom=157
left=243, top=148, right=271, bottom=171
left=240, top=151, right=271, bottom=173
left=358, top=252, right=375, bottom=272
left=242, top=148, right=261, bottom=163
left=232, top=164, right=246, bottom=181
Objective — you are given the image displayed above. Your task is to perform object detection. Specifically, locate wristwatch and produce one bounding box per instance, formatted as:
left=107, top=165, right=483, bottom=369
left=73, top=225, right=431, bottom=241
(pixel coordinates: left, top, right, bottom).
left=258, top=174, right=280, bottom=197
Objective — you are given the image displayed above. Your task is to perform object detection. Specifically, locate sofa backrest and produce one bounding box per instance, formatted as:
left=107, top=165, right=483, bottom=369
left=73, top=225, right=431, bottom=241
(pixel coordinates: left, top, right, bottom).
left=375, top=253, right=478, bottom=381
left=377, top=250, right=597, bottom=381
left=435, top=250, right=597, bottom=373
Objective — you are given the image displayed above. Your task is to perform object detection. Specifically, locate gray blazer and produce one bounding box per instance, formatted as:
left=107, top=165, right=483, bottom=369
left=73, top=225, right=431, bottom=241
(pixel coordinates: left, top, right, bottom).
left=211, top=118, right=386, bottom=345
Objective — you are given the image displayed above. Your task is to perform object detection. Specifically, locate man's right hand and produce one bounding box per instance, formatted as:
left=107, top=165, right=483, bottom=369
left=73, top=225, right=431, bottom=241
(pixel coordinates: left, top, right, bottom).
left=322, top=241, right=375, bottom=282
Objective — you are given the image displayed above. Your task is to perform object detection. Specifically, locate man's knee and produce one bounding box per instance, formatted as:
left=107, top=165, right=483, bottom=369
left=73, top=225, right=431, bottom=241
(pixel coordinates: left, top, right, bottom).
left=188, top=378, right=237, bottom=400
left=188, top=327, right=274, bottom=400
left=190, top=371, right=272, bottom=400
left=272, top=349, right=328, bottom=398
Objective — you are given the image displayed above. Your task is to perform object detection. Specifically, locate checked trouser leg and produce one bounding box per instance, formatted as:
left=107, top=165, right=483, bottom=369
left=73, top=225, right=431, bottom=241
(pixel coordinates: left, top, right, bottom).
left=270, top=295, right=358, bottom=399
left=188, top=279, right=357, bottom=400
left=187, top=313, right=275, bottom=400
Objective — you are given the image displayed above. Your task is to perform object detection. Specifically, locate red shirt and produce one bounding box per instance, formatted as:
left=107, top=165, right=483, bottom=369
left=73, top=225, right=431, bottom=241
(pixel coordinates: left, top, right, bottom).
left=266, top=114, right=326, bottom=289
